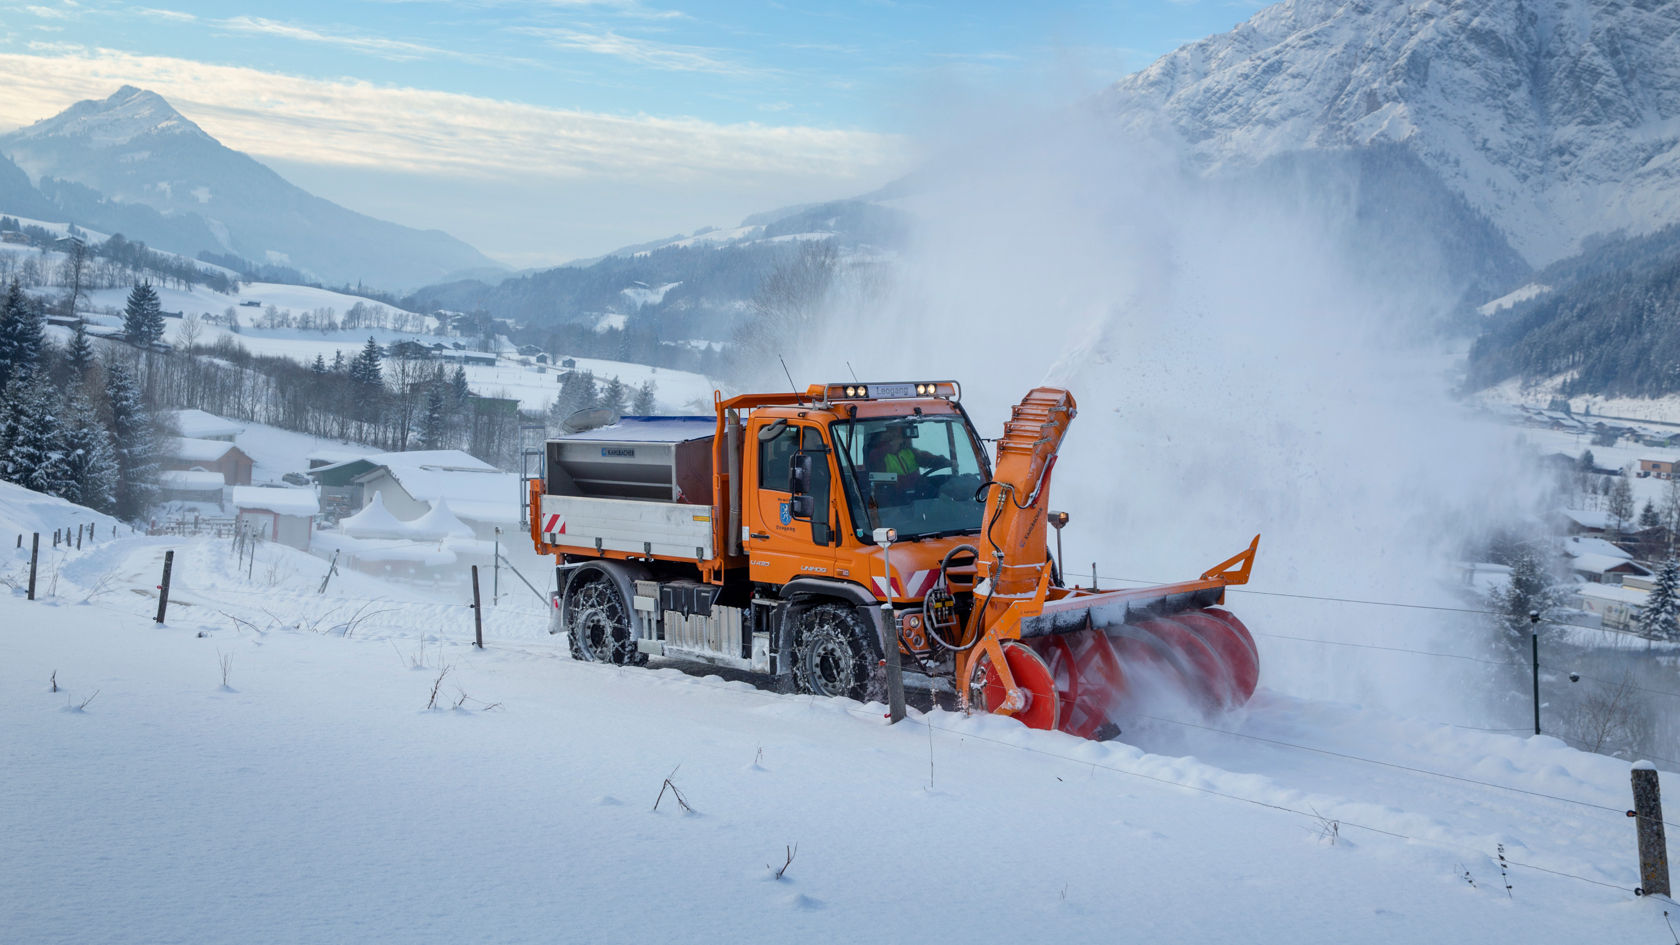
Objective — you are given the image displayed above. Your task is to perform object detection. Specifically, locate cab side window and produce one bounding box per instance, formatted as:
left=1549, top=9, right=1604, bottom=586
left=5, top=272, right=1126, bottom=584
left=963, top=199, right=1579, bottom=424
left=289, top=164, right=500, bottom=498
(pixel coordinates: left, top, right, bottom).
left=759, top=424, right=796, bottom=492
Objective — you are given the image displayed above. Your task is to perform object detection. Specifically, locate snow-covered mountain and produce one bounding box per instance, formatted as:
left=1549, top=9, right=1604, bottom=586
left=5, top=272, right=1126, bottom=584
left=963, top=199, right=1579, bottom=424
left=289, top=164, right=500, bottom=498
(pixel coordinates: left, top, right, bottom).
left=0, top=87, right=501, bottom=290
left=1104, top=0, right=1680, bottom=267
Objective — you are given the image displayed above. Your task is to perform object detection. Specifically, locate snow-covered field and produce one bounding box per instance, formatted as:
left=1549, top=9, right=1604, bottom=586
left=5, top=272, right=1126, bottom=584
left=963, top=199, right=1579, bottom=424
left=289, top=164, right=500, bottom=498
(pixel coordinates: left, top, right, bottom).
left=1, top=480, right=1671, bottom=944
left=1480, top=377, right=1680, bottom=428
left=63, top=281, right=715, bottom=414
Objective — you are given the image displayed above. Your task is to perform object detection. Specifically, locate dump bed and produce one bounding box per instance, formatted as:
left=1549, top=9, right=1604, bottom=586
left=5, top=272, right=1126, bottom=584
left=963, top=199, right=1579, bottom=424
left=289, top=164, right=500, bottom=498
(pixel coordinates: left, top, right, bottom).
left=539, top=416, right=719, bottom=561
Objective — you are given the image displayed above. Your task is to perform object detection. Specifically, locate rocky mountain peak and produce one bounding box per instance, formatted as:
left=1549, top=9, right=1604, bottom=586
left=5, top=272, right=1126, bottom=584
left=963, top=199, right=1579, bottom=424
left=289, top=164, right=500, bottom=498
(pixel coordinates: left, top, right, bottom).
left=8, top=85, right=212, bottom=150
left=1104, top=0, right=1680, bottom=265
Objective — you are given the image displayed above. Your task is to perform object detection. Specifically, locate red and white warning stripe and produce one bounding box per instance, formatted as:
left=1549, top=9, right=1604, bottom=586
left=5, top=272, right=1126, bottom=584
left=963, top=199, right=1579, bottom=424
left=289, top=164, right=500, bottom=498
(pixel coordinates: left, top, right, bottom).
left=872, top=568, right=937, bottom=599
left=543, top=513, right=567, bottom=537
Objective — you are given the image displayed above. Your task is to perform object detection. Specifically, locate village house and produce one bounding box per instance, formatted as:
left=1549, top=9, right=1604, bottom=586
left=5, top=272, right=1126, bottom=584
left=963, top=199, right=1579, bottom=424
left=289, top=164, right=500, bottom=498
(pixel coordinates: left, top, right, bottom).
left=161, top=438, right=254, bottom=486
left=157, top=469, right=227, bottom=509
left=1640, top=458, right=1678, bottom=479
left=166, top=408, right=245, bottom=442
left=307, top=450, right=520, bottom=539
left=232, top=486, right=319, bottom=551
left=1575, top=583, right=1650, bottom=632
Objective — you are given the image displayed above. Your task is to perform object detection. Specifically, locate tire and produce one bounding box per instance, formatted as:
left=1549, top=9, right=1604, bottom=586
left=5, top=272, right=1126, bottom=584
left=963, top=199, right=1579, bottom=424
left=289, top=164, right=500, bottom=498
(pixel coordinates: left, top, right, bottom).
left=564, top=569, right=646, bottom=666
left=792, top=602, right=880, bottom=700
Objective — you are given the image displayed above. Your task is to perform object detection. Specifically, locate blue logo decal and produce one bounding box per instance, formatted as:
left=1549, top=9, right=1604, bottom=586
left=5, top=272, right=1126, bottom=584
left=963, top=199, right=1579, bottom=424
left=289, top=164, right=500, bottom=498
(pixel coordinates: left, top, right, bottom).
left=779, top=501, right=792, bottom=526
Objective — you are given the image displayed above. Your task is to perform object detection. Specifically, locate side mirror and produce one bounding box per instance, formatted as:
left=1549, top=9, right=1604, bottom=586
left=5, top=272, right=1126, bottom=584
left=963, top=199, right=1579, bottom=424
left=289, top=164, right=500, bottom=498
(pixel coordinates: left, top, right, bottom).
left=788, top=494, right=815, bottom=520
left=789, top=453, right=813, bottom=496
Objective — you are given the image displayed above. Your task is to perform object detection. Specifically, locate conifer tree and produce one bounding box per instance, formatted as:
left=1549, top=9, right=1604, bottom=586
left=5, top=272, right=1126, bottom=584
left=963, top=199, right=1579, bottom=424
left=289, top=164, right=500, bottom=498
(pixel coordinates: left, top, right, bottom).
left=61, top=390, right=117, bottom=512
left=1641, top=499, right=1661, bottom=530
left=311, top=353, right=328, bottom=376
left=105, top=361, right=159, bottom=520
left=418, top=383, right=448, bottom=450
left=1492, top=546, right=1563, bottom=657
left=3, top=376, right=70, bottom=498
left=632, top=380, right=656, bottom=415
left=350, top=336, right=383, bottom=389
left=601, top=375, right=628, bottom=414
left=1639, top=558, right=1680, bottom=642
left=123, top=282, right=165, bottom=347
left=65, top=321, right=96, bottom=377
left=450, top=365, right=470, bottom=404
left=0, top=277, right=45, bottom=392
left=550, top=369, right=598, bottom=429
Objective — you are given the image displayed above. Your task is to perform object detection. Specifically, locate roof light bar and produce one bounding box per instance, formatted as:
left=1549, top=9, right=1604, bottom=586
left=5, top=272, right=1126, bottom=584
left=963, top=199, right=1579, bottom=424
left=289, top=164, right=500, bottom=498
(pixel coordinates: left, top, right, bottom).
left=823, top=381, right=959, bottom=401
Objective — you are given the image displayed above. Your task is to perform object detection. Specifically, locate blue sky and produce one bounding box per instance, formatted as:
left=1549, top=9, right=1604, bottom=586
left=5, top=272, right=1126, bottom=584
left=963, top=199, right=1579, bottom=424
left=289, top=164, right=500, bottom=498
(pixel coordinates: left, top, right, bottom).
left=0, top=1, right=1266, bottom=266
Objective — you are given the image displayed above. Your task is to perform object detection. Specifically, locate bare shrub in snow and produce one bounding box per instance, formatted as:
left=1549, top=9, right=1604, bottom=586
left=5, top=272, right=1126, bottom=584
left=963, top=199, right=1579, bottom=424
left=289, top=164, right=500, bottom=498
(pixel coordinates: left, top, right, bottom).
left=653, top=766, right=693, bottom=813
left=1563, top=670, right=1650, bottom=757
left=1309, top=806, right=1339, bottom=846
left=769, top=843, right=798, bottom=881
left=425, top=665, right=451, bottom=709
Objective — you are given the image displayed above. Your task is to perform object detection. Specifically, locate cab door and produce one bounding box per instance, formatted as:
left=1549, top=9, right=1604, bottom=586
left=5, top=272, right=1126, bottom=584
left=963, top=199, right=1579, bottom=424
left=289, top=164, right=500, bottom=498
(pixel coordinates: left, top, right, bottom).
left=745, top=421, right=838, bottom=584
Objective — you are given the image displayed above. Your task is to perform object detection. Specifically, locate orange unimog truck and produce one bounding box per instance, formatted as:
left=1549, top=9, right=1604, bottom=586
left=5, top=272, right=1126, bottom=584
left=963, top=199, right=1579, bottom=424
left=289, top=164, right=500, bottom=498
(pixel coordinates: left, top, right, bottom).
left=531, top=381, right=1262, bottom=739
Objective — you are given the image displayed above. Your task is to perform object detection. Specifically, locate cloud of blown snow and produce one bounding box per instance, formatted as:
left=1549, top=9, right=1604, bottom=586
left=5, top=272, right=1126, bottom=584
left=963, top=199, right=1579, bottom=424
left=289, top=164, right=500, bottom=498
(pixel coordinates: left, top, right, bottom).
left=782, top=98, right=1542, bottom=722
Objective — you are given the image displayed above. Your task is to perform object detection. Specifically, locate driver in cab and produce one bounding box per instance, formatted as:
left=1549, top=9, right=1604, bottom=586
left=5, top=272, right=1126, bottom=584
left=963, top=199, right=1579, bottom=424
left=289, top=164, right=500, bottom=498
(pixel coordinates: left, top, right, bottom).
left=867, top=425, right=951, bottom=498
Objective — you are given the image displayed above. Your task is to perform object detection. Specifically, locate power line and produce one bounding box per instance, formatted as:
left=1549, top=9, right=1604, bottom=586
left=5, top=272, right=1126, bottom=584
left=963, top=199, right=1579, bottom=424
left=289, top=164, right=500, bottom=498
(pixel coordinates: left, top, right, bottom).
left=1252, top=631, right=1516, bottom=668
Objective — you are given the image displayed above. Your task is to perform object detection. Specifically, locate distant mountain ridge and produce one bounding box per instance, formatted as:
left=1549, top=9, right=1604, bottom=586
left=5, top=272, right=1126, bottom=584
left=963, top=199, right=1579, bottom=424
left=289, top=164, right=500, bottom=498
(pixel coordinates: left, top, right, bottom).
left=1102, top=0, right=1680, bottom=268
left=0, top=86, right=501, bottom=289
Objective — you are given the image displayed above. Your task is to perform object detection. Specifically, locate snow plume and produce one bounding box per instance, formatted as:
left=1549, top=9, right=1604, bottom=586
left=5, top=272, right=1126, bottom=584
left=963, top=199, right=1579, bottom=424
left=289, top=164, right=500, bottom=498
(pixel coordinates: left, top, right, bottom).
left=790, top=105, right=1541, bottom=722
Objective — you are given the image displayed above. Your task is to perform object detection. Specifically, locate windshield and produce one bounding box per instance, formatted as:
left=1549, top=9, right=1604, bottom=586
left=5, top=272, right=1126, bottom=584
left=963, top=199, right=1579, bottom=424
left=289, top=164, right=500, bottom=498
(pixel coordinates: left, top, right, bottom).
left=832, top=413, right=990, bottom=541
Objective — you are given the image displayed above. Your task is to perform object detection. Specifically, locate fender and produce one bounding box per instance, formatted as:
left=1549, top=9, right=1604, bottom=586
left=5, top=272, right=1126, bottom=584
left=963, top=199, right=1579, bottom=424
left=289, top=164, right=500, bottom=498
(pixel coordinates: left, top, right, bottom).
left=561, top=559, right=653, bottom=640
left=779, top=577, right=891, bottom=655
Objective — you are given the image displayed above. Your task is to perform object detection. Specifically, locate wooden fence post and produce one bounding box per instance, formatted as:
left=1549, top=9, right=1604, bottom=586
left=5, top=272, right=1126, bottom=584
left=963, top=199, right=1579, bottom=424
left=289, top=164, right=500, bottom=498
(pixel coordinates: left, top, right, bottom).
left=155, top=550, right=174, bottom=624
left=1632, top=762, right=1671, bottom=897
left=27, top=533, right=39, bottom=601
left=471, top=565, right=484, bottom=649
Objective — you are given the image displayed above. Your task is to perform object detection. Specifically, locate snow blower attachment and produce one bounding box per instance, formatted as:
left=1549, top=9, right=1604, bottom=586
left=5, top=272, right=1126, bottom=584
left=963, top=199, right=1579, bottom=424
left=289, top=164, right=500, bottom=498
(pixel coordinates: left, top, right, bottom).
left=952, top=387, right=1261, bottom=739
left=531, top=381, right=1260, bottom=743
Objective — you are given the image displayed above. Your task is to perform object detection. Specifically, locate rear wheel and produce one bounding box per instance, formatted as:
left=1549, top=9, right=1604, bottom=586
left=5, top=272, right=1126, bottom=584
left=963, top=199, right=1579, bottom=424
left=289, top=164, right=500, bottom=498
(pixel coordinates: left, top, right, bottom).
left=565, top=570, right=645, bottom=666
left=792, top=603, right=878, bottom=700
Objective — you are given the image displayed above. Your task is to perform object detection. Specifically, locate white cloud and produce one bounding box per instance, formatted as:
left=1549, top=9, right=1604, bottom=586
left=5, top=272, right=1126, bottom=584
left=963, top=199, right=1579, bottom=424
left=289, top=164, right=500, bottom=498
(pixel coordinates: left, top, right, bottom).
left=0, top=50, right=907, bottom=184
left=23, top=5, right=77, bottom=21
left=213, top=16, right=471, bottom=63
left=515, top=27, right=756, bottom=75
left=135, top=8, right=198, bottom=23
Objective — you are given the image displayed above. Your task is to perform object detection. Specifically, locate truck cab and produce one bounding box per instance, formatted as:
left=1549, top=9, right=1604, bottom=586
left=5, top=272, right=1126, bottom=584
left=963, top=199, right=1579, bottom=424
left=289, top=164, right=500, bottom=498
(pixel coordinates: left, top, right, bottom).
left=532, top=380, right=989, bottom=700
left=742, top=386, right=991, bottom=595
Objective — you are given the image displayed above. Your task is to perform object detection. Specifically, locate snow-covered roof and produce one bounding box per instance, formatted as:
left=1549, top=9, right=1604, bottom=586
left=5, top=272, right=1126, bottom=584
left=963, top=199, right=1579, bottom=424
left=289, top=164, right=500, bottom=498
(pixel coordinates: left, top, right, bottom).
left=1558, top=508, right=1610, bottom=529
left=159, top=469, right=225, bottom=491
left=561, top=416, right=715, bottom=443
left=1567, top=553, right=1651, bottom=576
left=166, top=437, right=243, bottom=463
left=232, top=486, right=318, bottom=517
left=166, top=408, right=244, bottom=439
left=338, top=492, right=412, bottom=540
left=313, top=449, right=496, bottom=479
left=360, top=454, right=516, bottom=524
left=1576, top=583, right=1651, bottom=606
left=307, top=448, right=369, bottom=465
left=1562, top=536, right=1632, bottom=561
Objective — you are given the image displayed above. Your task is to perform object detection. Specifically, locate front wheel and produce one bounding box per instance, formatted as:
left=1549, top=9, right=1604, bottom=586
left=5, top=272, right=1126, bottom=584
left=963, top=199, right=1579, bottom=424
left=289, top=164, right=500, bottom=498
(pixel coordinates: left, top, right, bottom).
left=792, top=603, right=879, bottom=700
left=564, top=569, right=646, bottom=666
